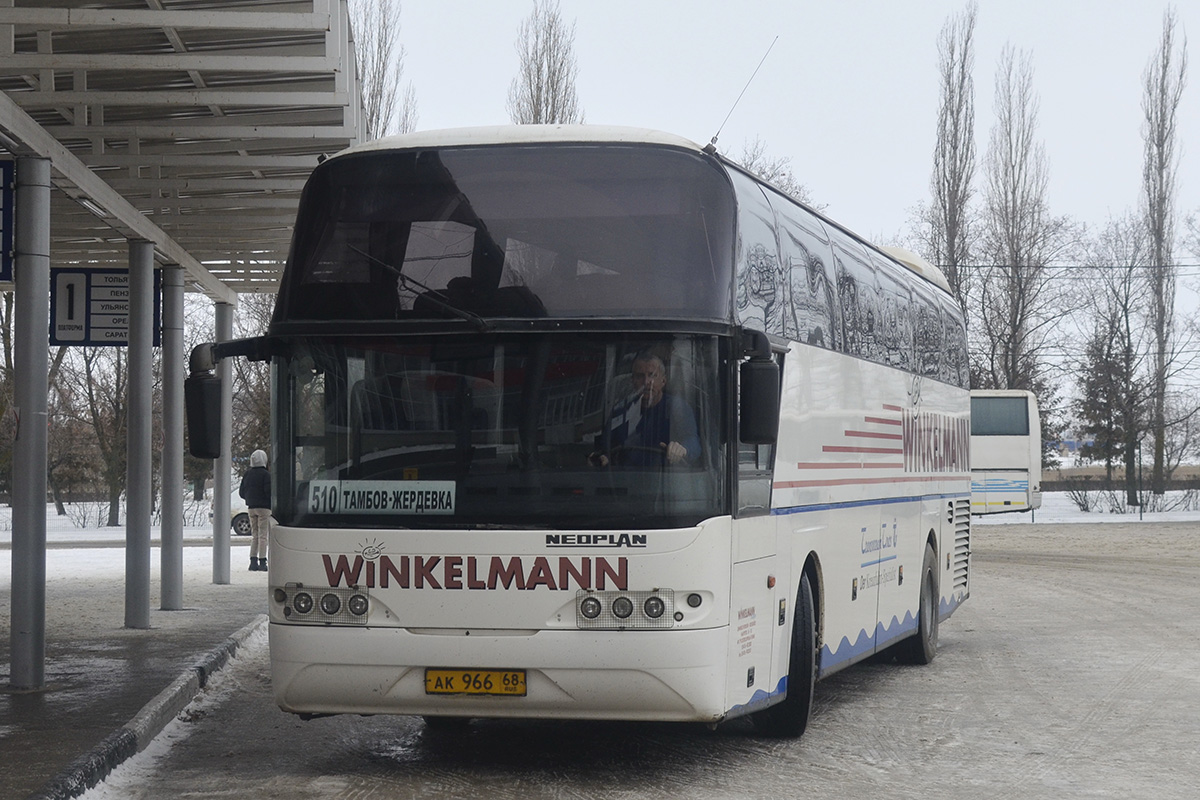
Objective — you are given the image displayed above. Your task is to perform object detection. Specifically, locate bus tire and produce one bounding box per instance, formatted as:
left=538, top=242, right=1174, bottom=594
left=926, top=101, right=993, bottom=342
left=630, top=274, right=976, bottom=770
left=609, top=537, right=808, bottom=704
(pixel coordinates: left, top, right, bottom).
left=896, top=543, right=939, bottom=665
left=752, top=571, right=816, bottom=738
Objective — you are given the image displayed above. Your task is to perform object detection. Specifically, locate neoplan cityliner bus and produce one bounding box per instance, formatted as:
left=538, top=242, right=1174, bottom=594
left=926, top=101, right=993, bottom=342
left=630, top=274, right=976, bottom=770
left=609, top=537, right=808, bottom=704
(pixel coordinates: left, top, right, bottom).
left=186, top=126, right=972, bottom=738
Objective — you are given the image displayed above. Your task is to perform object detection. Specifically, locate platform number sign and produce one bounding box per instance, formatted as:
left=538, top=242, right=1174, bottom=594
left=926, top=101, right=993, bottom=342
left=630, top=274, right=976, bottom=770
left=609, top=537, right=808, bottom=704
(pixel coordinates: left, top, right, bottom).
left=0, top=161, right=12, bottom=282
left=50, top=268, right=161, bottom=346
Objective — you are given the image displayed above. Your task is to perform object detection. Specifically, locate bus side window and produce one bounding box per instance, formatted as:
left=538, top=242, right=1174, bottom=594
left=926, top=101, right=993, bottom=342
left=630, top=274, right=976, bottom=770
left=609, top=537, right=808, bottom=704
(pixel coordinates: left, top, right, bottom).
left=736, top=352, right=780, bottom=516
left=737, top=442, right=773, bottom=516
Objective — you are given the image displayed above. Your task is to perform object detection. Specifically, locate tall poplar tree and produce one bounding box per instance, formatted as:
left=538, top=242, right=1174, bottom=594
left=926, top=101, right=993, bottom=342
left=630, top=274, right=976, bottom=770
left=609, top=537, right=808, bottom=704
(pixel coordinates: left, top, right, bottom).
left=507, top=0, right=585, bottom=125
left=1141, top=7, right=1187, bottom=494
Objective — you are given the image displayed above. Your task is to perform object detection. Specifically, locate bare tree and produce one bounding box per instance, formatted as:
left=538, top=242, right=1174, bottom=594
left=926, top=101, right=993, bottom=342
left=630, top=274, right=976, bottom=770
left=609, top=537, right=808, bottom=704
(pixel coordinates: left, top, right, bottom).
left=1075, top=214, right=1150, bottom=504
left=920, top=1, right=977, bottom=308
left=735, top=137, right=823, bottom=209
left=972, top=46, right=1077, bottom=464
left=230, top=293, right=275, bottom=466
left=351, top=0, right=418, bottom=139
left=1141, top=6, right=1188, bottom=494
left=53, top=347, right=129, bottom=526
left=507, top=0, right=585, bottom=125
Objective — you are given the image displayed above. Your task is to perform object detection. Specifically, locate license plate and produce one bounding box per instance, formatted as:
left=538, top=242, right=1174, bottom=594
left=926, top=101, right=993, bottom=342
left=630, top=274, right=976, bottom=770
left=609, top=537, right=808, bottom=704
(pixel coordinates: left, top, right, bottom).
left=424, top=668, right=527, bottom=696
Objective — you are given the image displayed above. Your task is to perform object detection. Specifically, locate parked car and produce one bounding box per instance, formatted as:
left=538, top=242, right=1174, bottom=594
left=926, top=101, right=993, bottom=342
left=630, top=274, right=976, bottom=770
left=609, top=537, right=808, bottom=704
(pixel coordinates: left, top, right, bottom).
left=230, top=491, right=251, bottom=536
left=210, top=489, right=251, bottom=536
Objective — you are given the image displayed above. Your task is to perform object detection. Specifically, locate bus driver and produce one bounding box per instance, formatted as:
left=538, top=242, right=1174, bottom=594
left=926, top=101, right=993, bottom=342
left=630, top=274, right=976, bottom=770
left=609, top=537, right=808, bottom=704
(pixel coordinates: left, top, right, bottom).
left=590, top=351, right=700, bottom=468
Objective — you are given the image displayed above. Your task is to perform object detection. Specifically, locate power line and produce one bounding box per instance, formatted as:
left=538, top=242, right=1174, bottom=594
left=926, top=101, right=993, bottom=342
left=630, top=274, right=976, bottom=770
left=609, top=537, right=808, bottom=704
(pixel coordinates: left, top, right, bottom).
left=946, top=262, right=1200, bottom=271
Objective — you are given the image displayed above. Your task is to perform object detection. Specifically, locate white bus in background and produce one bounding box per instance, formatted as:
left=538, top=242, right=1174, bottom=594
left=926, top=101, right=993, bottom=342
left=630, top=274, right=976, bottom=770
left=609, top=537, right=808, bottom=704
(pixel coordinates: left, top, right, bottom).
left=186, top=126, right=973, bottom=739
left=970, top=389, right=1042, bottom=514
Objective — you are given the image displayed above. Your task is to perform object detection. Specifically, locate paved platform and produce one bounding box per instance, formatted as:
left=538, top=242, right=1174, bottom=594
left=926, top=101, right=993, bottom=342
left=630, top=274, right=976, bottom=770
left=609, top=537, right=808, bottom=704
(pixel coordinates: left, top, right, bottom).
left=1, top=540, right=266, bottom=799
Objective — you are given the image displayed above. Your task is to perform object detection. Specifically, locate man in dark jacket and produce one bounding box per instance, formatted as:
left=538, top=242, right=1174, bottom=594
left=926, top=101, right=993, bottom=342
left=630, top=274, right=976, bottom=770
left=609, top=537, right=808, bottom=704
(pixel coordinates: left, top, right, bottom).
left=239, top=449, right=272, bottom=572
left=590, top=352, right=700, bottom=469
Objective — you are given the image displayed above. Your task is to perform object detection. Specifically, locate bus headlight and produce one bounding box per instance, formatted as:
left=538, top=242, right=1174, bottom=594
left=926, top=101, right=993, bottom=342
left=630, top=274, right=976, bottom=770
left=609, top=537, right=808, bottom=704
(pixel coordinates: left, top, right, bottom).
left=580, top=596, right=603, bottom=619
left=347, top=593, right=369, bottom=616
left=275, top=584, right=370, bottom=626
left=574, top=590, right=675, bottom=629
left=320, top=593, right=342, bottom=615
left=293, top=592, right=314, bottom=614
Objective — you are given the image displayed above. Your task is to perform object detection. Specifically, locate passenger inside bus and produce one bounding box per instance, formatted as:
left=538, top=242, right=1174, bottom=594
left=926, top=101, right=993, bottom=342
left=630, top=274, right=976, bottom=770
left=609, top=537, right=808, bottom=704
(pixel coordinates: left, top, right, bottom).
left=589, top=351, right=700, bottom=469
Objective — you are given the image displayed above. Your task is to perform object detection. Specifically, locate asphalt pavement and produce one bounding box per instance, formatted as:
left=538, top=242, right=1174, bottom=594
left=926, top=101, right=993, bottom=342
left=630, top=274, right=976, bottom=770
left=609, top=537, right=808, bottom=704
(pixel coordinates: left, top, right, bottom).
left=0, top=538, right=266, bottom=800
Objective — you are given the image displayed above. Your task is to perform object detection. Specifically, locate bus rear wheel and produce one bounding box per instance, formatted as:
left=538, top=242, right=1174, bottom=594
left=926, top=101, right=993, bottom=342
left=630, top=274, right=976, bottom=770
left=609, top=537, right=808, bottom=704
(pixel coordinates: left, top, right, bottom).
left=752, top=571, right=816, bottom=738
left=896, top=543, right=939, bottom=665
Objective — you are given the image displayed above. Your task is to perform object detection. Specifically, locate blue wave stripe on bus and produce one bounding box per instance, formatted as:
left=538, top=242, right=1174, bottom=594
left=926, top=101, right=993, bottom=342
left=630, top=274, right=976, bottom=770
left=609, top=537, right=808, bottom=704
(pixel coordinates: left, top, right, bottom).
left=818, top=595, right=966, bottom=675
left=726, top=675, right=788, bottom=717
left=726, top=597, right=967, bottom=712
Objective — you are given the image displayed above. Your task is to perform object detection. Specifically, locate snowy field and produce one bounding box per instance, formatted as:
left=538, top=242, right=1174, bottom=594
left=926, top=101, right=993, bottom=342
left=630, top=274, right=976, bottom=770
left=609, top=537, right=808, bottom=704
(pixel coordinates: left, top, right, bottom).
left=973, top=489, right=1200, bottom=525
left=0, top=497, right=216, bottom=545
left=0, top=503, right=244, bottom=591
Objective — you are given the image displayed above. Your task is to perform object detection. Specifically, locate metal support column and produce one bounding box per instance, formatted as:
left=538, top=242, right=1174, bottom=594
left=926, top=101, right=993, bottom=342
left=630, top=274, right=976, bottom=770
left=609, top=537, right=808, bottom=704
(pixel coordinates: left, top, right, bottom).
left=160, top=264, right=184, bottom=609
left=212, top=301, right=233, bottom=584
left=125, top=240, right=154, bottom=629
left=9, top=157, right=50, bottom=689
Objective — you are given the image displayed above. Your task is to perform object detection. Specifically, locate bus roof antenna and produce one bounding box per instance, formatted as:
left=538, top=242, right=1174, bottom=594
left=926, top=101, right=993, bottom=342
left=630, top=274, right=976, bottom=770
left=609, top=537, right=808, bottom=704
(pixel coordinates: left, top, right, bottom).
left=705, top=36, right=779, bottom=155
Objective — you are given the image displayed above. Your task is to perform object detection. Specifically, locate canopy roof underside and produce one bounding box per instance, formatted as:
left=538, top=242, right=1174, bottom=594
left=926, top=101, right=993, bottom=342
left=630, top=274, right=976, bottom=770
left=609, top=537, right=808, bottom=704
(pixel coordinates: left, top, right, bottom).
left=0, top=0, right=363, bottom=302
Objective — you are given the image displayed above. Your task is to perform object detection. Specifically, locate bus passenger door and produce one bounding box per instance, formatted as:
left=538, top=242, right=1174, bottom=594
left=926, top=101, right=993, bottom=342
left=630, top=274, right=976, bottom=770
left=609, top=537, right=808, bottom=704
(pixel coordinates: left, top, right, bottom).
left=728, top=517, right=778, bottom=712
left=726, top=440, right=780, bottom=711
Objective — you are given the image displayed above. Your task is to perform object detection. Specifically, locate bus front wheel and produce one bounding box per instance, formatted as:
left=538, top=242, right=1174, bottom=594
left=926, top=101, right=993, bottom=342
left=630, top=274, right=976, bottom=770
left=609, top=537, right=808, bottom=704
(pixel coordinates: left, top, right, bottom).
left=752, top=571, right=816, bottom=738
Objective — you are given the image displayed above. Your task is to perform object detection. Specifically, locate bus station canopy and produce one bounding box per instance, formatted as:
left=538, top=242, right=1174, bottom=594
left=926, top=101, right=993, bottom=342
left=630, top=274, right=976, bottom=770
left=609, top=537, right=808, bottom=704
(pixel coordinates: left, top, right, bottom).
left=0, top=0, right=363, bottom=304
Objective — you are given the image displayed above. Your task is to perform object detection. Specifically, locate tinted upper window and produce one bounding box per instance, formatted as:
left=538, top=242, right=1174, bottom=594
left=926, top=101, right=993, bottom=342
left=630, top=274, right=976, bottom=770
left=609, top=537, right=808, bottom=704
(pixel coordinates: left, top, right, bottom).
left=274, top=144, right=736, bottom=324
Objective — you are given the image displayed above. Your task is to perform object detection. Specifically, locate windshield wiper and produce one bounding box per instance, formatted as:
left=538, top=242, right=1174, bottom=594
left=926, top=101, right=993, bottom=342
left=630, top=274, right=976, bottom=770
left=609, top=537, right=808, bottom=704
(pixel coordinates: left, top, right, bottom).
left=348, top=244, right=492, bottom=332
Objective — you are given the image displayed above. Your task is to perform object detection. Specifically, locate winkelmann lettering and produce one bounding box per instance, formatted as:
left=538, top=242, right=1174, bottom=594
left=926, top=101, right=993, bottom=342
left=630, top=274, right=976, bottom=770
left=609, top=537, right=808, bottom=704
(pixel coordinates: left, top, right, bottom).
left=901, top=412, right=970, bottom=474
left=322, top=554, right=628, bottom=591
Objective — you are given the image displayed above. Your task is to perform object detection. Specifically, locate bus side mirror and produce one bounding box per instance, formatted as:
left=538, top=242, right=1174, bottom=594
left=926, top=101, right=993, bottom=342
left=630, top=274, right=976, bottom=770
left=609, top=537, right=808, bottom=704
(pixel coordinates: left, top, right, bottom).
left=185, top=343, right=222, bottom=459
left=740, top=358, right=779, bottom=445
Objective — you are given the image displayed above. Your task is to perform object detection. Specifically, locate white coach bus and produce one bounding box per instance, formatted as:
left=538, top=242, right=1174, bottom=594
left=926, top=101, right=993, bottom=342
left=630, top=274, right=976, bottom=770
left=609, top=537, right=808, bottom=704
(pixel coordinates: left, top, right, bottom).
left=970, top=389, right=1042, bottom=514
left=187, top=126, right=972, bottom=738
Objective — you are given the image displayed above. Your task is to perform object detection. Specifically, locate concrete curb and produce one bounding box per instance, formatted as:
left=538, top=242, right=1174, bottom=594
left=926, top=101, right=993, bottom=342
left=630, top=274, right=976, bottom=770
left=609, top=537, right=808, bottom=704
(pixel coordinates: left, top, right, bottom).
left=28, top=615, right=268, bottom=800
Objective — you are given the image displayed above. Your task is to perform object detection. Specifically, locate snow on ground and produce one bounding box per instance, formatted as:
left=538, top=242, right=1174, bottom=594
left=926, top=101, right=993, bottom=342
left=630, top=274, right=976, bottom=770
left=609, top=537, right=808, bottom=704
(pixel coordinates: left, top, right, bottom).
left=77, top=624, right=270, bottom=800
left=0, top=505, right=252, bottom=614
left=0, top=499, right=216, bottom=545
left=974, top=490, right=1200, bottom=525
left=5, top=495, right=1196, bottom=799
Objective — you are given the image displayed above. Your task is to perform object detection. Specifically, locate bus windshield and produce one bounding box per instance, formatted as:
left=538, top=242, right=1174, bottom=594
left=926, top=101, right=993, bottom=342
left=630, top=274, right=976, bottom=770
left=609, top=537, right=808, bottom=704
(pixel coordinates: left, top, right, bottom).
left=279, top=333, right=727, bottom=530
left=273, top=144, right=736, bottom=325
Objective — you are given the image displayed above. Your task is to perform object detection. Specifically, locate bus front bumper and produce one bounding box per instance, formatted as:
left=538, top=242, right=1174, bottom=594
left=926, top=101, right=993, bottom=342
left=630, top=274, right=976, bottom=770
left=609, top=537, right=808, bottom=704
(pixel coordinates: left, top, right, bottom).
left=269, top=622, right=732, bottom=723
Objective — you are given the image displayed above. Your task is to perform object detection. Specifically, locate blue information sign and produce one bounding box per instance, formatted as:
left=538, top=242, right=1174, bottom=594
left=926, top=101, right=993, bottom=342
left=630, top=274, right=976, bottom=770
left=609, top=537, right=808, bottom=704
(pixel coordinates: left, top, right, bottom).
left=0, top=161, right=13, bottom=282
left=49, top=267, right=162, bottom=346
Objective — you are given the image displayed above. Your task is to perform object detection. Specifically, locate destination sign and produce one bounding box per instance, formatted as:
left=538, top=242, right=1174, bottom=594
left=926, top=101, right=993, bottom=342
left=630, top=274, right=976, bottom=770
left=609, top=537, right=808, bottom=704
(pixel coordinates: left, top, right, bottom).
left=50, top=267, right=161, bottom=346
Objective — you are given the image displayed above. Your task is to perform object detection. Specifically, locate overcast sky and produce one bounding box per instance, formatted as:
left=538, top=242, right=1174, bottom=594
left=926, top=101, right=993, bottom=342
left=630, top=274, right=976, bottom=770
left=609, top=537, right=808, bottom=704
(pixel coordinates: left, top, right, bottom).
left=397, top=0, right=1200, bottom=260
